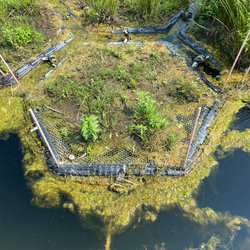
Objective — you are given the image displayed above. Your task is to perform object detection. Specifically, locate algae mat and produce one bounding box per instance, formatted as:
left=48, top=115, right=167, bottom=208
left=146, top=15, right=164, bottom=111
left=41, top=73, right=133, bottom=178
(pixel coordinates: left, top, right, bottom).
left=1, top=90, right=248, bottom=249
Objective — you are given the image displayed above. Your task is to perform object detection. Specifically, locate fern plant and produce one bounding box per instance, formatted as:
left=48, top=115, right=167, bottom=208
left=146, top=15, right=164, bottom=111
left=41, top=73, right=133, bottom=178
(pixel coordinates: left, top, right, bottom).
left=79, top=115, right=101, bottom=141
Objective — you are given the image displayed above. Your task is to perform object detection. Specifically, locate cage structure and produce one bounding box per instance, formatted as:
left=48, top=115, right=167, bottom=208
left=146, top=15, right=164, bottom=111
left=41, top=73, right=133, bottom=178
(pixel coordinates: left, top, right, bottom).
left=29, top=93, right=225, bottom=177
left=3, top=3, right=245, bottom=177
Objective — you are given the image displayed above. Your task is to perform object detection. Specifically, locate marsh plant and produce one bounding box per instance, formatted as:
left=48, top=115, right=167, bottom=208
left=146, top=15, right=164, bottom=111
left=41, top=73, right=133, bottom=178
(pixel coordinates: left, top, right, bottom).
left=83, top=0, right=118, bottom=22
left=131, top=91, right=168, bottom=144
left=79, top=115, right=101, bottom=141
left=199, top=0, right=250, bottom=65
left=0, top=0, right=44, bottom=70
left=81, top=0, right=189, bottom=23
left=124, top=0, right=189, bottom=21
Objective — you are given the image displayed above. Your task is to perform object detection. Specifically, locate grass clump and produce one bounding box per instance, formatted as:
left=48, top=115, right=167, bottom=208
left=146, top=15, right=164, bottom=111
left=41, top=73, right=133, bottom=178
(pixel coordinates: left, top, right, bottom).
left=130, top=91, right=167, bottom=146
left=168, top=76, right=204, bottom=103
left=124, top=0, right=189, bottom=22
left=79, top=0, right=189, bottom=24
left=194, top=0, right=250, bottom=66
left=0, top=0, right=46, bottom=72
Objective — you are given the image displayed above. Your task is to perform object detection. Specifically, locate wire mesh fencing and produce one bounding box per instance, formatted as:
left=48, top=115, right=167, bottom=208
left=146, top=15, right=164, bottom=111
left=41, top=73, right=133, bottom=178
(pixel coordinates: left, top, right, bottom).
left=25, top=93, right=226, bottom=178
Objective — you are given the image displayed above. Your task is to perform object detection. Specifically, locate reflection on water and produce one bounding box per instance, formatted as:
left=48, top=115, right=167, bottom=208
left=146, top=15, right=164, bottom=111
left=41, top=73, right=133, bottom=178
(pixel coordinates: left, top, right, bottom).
left=233, top=106, right=250, bottom=131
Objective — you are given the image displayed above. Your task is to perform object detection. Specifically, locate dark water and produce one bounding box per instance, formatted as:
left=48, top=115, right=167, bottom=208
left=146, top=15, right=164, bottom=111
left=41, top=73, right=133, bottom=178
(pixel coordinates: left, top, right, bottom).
left=197, top=149, right=250, bottom=218
left=0, top=134, right=102, bottom=250
left=1, top=133, right=250, bottom=250
left=230, top=106, right=250, bottom=132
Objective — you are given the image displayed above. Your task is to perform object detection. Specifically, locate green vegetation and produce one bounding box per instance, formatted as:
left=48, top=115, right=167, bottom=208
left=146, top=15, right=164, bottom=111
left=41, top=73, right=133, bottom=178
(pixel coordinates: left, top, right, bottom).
left=60, top=127, right=68, bottom=137
left=27, top=43, right=215, bottom=165
left=124, top=0, right=188, bottom=21
left=131, top=91, right=168, bottom=145
left=1, top=21, right=44, bottom=49
left=1, top=1, right=250, bottom=249
left=79, top=115, right=101, bottom=141
left=168, top=75, right=204, bottom=103
left=79, top=0, right=189, bottom=23
left=0, top=0, right=47, bottom=71
left=195, top=0, right=250, bottom=66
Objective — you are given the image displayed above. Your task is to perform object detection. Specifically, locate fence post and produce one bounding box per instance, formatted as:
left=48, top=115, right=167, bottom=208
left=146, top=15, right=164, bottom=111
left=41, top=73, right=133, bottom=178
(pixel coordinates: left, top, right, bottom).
left=222, top=30, right=250, bottom=92
left=241, top=65, right=250, bottom=83
left=183, top=107, right=201, bottom=169
left=29, top=109, right=59, bottom=166
left=0, top=54, right=27, bottom=95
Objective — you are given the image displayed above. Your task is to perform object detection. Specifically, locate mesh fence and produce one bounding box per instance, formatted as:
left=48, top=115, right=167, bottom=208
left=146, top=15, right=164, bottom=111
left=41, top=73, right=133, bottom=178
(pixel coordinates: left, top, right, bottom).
left=24, top=93, right=225, bottom=177
left=2, top=70, right=249, bottom=178
left=1, top=32, right=250, bottom=178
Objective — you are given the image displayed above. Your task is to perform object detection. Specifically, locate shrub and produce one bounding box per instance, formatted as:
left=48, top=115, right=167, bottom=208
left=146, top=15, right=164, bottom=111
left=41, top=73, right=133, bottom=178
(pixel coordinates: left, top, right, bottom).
left=79, top=115, right=101, bottom=141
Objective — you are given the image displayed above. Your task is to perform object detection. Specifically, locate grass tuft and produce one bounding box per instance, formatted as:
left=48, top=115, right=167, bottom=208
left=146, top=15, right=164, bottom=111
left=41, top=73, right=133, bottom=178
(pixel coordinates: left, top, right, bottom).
left=197, top=0, right=250, bottom=66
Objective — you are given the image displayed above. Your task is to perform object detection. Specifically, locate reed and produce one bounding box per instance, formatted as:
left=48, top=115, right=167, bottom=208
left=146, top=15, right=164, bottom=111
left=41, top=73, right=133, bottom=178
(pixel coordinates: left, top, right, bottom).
left=201, top=0, right=250, bottom=64
left=90, top=0, right=118, bottom=19
left=125, top=0, right=189, bottom=21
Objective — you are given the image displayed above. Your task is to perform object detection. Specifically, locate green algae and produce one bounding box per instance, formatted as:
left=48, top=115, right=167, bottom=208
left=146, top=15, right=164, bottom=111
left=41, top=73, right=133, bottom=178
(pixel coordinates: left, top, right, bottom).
left=0, top=1, right=250, bottom=249
left=221, top=129, right=250, bottom=154
left=0, top=97, right=26, bottom=133
left=17, top=95, right=248, bottom=249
